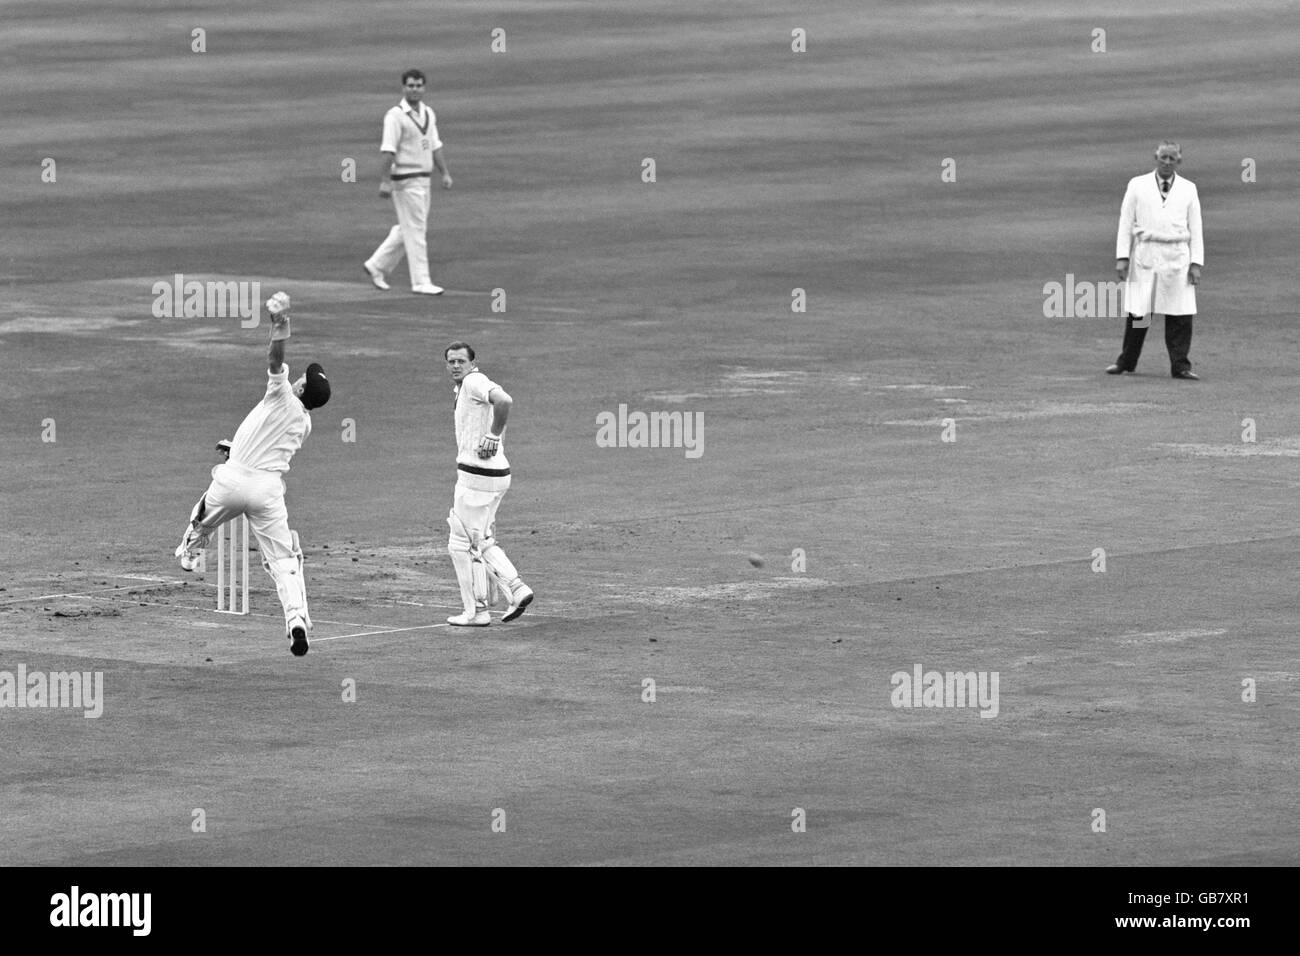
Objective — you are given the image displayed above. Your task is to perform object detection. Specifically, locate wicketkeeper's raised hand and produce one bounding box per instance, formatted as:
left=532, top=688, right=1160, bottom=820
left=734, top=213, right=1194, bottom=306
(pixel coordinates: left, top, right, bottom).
left=266, top=291, right=291, bottom=340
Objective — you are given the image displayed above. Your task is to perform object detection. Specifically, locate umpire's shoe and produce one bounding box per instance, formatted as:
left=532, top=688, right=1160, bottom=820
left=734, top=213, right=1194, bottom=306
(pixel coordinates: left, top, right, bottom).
left=1105, top=363, right=1129, bottom=374
left=288, top=618, right=309, bottom=656
left=502, top=583, right=534, bottom=623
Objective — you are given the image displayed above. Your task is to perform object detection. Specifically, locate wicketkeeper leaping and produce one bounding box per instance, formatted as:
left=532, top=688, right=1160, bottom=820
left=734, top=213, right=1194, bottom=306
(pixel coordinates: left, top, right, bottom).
left=174, top=292, right=331, bottom=656
left=443, top=341, right=533, bottom=626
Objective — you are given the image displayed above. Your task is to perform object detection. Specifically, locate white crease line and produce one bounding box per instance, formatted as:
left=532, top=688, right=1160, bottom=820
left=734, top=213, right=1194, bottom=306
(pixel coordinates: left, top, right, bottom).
left=1, top=572, right=202, bottom=604
left=388, top=598, right=559, bottom=618
left=318, top=612, right=542, bottom=641
left=0, top=584, right=151, bottom=605
left=314, top=623, right=451, bottom=641
left=4, top=584, right=558, bottom=627
left=47, top=591, right=401, bottom=630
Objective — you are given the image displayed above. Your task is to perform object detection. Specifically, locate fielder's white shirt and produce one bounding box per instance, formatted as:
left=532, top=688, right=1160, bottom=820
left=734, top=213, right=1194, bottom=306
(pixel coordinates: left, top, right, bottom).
left=454, top=370, right=508, bottom=469
left=230, top=364, right=312, bottom=473
left=381, top=100, right=442, bottom=177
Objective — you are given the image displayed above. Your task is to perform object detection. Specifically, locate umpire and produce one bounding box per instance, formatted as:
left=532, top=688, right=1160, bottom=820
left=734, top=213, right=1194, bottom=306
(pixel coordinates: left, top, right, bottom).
left=1107, top=141, right=1205, bottom=379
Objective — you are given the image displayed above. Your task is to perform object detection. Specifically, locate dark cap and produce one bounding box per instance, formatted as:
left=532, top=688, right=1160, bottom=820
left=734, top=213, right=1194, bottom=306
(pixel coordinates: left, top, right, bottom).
left=301, top=363, right=331, bottom=410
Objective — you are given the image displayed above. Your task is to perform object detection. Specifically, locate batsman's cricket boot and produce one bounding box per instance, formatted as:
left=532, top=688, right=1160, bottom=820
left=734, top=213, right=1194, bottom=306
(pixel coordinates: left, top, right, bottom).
left=412, top=283, right=444, bottom=296
left=448, top=605, right=491, bottom=627
left=288, top=618, right=309, bottom=657
left=502, top=581, right=534, bottom=623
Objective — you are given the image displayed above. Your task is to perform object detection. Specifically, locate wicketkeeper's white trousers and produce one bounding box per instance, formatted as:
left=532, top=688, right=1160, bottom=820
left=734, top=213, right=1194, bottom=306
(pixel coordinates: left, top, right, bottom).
left=367, top=177, right=432, bottom=288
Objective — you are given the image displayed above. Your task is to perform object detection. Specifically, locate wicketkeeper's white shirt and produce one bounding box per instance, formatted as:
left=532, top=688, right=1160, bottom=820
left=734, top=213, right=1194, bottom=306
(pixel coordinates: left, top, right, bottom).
left=230, top=364, right=312, bottom=473
left=454, top=370, right=508, bottom=469
left=382, top=100, right=442, bottom=177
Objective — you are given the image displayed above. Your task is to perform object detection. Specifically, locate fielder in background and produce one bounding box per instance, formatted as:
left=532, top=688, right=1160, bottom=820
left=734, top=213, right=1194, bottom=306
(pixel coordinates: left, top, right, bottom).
left=444, top=341, right=534, bottom=627
left=174, top=292, right=331, bottom=656
left=1107, top=141, right=1205, bottom=380
left=363, top=68, right=452, bottom=296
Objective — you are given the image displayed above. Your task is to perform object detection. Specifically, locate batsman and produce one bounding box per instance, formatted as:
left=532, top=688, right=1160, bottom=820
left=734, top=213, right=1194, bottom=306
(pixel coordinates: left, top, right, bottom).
left=443, top=341, right=533, bottom=626
left=174, top=292, right=331, bottom=656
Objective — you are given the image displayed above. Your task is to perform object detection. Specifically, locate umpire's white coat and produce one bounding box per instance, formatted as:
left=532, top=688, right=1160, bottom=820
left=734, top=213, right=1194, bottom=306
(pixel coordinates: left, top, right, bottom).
left=1116, top=172, right=1204, bottom=317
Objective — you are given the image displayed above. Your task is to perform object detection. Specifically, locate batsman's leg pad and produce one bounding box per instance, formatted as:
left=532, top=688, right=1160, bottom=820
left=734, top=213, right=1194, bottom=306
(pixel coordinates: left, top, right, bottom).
left=448, top=513, right=488, bottom=614
left=472, top=558, right=490, bottom=608
left=448, top=550, right=487, bottom=615
left=479, top=539, right=522, bottom=592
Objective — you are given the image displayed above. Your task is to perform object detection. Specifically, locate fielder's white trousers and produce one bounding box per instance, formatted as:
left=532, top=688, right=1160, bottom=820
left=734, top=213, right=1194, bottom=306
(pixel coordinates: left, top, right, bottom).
left=197, top=462, right=308, bottom=626
left=367, top=177, right=432, bottom=288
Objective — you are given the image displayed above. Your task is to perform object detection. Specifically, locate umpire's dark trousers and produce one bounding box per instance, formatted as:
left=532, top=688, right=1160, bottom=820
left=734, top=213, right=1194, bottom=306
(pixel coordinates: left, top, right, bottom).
left=1115, top=313, right=1193, bottom=375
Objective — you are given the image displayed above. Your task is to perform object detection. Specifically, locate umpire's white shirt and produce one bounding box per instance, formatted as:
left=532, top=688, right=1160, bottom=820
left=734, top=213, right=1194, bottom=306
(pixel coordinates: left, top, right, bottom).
left=382, top=100, right=442, bottom=177
left=454, top=370, right=508, bottom=470
left=230, top=364, right=311, bottom=473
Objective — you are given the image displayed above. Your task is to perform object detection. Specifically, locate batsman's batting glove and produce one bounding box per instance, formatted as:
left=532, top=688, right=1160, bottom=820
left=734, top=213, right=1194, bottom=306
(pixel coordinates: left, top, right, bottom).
left=476, top=433, right=501, bottom=459
left=379, top=181, right=393, bottom=197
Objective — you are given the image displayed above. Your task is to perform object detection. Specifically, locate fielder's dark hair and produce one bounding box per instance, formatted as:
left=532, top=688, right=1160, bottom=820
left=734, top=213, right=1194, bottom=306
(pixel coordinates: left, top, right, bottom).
left=401, top=69, right=426, bottom=85
left=445, top=342, right=475, bottom=361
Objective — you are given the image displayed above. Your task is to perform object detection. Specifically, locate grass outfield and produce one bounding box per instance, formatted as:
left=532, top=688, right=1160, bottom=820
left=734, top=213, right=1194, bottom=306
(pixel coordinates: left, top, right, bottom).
left=0, top=0, right=1298, bottom=865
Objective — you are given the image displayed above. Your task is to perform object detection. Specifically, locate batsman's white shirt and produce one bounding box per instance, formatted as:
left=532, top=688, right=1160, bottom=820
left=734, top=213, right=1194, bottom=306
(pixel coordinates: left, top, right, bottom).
left=230, top=364, right=312, bottom=473
left=454, top=370, right=508, bottom=470
left=382, top=100, right=442, bottom=177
